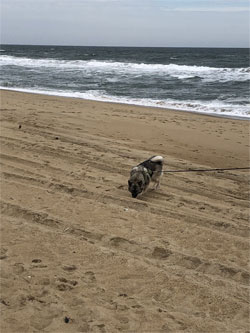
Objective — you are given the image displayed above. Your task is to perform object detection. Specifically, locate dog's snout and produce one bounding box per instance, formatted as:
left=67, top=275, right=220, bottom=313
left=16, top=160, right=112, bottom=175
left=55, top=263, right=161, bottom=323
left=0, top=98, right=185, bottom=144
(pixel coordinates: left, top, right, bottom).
left=132, top=192, right=138, bottom=198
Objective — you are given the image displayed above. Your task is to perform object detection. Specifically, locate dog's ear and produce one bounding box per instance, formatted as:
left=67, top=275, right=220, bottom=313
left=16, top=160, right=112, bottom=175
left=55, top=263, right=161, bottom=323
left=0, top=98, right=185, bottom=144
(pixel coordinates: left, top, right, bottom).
left=128, top=180, right=132, bottom=186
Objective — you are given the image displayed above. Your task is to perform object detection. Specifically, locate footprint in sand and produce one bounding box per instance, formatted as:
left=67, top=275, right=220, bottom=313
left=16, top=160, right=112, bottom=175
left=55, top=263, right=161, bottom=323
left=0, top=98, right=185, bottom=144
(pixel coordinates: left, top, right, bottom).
left=81, top=271, right=96, bottom=284
left=57, top=283, right=73, bottom=291
left=57, top=277, right=78, bottom=286
left=0, top=248, right=8, bottom=260
left=31, top=259, right=47, bottom=269
left=91, top=323, right=106, bottom=333
left=13, top=263, right=25, bottom=274
left=56, top=277, right=78, bottom=291
left=152, top=247, right=172, bottom=259
left=32, top=259, right=42, bottom=263
left=62, top=264, right=77, bottom=272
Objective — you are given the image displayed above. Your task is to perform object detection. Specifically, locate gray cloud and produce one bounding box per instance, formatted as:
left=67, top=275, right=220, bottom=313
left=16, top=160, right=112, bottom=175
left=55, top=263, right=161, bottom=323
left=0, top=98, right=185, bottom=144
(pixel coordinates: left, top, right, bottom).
left=1, top=0, right=249, bottom=47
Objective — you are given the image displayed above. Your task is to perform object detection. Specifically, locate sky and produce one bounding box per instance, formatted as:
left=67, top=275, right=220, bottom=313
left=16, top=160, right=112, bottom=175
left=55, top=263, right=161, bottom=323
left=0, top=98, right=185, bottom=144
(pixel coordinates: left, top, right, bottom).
left=1, top=0, right=249, bottom=47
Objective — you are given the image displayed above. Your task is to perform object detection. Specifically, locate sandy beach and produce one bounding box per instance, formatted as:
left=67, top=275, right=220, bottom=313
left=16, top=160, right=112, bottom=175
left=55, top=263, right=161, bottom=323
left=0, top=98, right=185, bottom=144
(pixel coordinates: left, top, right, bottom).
left=1, top=89, right=249, bottom=332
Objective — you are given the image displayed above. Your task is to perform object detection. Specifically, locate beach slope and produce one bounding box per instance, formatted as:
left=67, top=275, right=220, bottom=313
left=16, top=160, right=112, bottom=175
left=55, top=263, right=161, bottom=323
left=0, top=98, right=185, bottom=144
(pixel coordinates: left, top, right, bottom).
left=1, top=90, right=249, bottom=332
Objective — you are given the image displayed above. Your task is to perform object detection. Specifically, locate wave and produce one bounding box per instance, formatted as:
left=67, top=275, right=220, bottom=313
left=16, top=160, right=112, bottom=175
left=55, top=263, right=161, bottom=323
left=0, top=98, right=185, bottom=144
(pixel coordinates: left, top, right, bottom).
left=0, top=55, right=249, bottom=82
left=1, top=86, right=249, bottom=119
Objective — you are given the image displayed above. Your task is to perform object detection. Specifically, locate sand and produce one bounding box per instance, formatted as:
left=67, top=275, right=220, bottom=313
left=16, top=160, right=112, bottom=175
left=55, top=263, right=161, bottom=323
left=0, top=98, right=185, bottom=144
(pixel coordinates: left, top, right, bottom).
left=0, top=89, right=249, bottom=333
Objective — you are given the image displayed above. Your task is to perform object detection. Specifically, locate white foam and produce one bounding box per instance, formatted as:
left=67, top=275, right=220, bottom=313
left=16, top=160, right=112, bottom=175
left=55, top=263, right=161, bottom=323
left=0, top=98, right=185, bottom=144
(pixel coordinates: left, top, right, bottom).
left=1, top=86, right=249, bottom=119
left=0, top=55, right=249, bottom=82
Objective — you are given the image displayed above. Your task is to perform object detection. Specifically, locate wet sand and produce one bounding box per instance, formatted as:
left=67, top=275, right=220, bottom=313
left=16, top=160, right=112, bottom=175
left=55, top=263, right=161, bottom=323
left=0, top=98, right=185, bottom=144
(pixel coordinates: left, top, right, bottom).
left=1, top=89, right=249, bottom=332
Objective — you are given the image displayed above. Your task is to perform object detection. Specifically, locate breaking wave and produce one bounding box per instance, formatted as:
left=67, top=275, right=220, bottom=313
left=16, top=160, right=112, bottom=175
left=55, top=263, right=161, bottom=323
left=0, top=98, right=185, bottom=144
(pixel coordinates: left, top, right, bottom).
left=1, top=55, right=249, bottom=82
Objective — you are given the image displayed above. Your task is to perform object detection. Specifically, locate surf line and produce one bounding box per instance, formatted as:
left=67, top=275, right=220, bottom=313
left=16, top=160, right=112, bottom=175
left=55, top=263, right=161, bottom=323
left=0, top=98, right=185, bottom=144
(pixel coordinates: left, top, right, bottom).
left=161, top=167, right=250, bottom=174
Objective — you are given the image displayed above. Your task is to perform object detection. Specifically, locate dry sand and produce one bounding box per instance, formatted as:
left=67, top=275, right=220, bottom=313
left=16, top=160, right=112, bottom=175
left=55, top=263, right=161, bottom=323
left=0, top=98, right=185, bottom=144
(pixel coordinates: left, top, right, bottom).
left=0, top=89, right=249, bottom=333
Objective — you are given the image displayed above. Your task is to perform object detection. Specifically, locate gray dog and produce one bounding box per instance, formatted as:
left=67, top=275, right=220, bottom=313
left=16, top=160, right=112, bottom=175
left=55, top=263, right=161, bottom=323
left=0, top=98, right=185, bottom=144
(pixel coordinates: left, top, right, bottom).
left=128, top=156, right=164, bottom=198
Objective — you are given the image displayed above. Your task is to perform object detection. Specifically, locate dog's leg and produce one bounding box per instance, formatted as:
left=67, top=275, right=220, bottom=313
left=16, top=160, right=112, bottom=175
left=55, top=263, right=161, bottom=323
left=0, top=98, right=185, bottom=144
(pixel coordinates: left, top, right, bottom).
left=153, top=180, right=160, bottom=190
left=144, top=183, right=150, bottom=193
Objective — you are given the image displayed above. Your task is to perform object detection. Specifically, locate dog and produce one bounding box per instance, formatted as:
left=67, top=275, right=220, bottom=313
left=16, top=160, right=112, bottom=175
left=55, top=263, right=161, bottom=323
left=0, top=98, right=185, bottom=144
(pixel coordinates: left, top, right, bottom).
left=128, top=156, right=164, bottom=198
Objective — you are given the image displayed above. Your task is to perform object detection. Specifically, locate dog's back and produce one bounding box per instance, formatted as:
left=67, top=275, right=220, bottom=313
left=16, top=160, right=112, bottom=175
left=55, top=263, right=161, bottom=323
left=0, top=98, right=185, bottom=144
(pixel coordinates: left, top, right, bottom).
left=139, top=155, right=163, bottom=172
left=139, top=155, right=163, bottom=181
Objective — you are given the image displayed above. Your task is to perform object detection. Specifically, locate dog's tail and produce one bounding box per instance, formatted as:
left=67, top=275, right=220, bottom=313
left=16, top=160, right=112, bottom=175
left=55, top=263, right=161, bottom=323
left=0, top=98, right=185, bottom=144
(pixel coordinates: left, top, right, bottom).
left=150, top=155, right=164, bottom=164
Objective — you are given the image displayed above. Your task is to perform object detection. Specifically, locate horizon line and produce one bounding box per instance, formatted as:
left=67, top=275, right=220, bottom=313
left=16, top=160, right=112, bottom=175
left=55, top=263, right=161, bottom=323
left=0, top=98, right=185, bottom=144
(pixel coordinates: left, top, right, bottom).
left=1, top=43, right=249, bottom=49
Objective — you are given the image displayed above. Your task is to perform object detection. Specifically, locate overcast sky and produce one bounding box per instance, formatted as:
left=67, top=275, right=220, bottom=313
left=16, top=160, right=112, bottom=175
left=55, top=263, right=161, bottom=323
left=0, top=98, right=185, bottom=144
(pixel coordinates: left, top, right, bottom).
left=1, top=0, right=249, bottom=47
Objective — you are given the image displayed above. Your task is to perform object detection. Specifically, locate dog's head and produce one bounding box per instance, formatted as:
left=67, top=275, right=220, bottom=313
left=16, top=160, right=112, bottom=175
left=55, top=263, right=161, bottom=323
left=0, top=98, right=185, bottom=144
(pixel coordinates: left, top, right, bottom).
left=128, top=172, right=145, bottom=198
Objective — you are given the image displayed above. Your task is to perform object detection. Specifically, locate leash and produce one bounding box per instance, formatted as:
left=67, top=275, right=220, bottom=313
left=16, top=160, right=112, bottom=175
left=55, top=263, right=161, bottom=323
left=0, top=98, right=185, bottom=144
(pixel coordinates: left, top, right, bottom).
left=161, top=167, right=250, bottom=174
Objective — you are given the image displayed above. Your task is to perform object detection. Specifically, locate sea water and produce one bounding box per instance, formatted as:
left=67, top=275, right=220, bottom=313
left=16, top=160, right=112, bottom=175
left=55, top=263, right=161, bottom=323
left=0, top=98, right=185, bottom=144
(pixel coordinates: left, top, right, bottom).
left=0, top=45, right=249, bottom=118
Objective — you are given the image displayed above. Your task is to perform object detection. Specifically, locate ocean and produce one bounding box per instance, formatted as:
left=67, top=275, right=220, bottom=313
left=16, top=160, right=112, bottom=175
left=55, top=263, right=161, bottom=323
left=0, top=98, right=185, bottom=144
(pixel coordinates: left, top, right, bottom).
left=0, top=45, right=249, bottom=119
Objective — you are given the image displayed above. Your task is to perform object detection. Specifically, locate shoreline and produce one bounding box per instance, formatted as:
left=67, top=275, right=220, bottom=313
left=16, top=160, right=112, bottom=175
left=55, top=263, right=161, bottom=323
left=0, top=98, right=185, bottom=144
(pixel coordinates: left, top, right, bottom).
left=1, top=89, right=249, bottom=332
left=1, top=89, right=249, bottom=168
left=1, top=87, right=249, bottom=121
